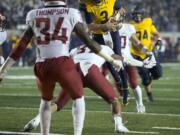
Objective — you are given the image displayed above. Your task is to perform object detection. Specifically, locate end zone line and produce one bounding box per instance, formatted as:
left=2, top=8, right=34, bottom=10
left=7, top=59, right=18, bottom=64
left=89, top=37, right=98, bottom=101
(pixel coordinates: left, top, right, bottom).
left=152, top=126, right=180, bottom=131
left=0, top=131, right=64, bottom=135
left=128, top=131, right=159, bottom=134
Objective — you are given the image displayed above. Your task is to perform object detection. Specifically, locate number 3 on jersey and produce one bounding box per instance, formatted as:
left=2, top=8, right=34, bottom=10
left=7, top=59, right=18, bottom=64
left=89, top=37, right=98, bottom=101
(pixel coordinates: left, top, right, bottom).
left=35, top=17, right=68, bottom=45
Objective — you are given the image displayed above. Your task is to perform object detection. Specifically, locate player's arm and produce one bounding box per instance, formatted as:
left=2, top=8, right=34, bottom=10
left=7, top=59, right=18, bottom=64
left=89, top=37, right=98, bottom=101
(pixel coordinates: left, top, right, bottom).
left=111, top=0, right=126, bottom=23
left=151, top=24, right=162, bottom=50
left=0, top=26, right=34, bottom=81
left=74, top=22, right=122, bottom=70
left=123, top=56, right=155, bottom=69
left=130, top=33, right=152, bottom=56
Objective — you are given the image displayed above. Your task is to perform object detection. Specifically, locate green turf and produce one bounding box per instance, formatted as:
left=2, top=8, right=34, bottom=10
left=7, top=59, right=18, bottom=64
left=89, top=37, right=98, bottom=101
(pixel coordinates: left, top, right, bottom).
left=0, top=64, right=180, bottom=135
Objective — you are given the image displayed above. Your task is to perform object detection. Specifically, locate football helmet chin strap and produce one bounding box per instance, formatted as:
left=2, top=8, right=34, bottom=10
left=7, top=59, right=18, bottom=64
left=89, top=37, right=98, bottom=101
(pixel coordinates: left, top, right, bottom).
left=44, top=0, right=66, bottom=6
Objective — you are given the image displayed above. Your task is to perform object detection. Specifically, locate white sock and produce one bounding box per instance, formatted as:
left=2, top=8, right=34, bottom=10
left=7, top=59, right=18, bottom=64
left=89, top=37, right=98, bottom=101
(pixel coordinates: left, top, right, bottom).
left=113, top=114, right=123, bottom=126
left=72, top=96, right=85, bottom=135
left=34, top=113, right=40, bottom=126
left=134, top=85, right=144, bottom=106
left=39, top=99, right=51, bottom=135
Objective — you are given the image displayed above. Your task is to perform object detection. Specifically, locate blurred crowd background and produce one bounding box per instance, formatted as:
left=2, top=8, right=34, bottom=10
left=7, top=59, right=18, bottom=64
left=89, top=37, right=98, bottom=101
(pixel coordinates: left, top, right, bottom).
left=0, top=0, right=180, bottom=66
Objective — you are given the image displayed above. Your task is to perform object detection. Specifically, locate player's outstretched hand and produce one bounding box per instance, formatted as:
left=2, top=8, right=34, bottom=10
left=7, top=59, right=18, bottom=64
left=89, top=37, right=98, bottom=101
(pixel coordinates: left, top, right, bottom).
left=143, top=56, right=156, bottom=68
left=112, top=60, right=123, bottom=72
left=109, top=7, right=126, bottom=24
left=103, top=19, right=120, bottom=32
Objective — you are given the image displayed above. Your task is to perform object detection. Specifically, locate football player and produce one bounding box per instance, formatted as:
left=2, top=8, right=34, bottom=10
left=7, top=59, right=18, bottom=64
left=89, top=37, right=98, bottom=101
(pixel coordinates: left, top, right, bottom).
left=0, top=13, right=7, bottom=65
left=24, top=43, right=129, bottom=133
left=130, top=5, right=163, bottom=102
left=0, top=0, right=122, bottom=135
left=80, top=0, right=124, bottom=54
left=103, top=14, right=155, bottom=112
left=79, top=0, right=129, bottom=101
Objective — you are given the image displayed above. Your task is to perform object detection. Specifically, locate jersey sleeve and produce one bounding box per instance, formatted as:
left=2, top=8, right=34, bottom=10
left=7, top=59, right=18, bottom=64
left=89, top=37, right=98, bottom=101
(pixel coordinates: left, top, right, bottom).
left=151, top=24, right=157, bottom=34
left=128, top=24, right=136, bottom=36
left=146, top=18, right=157, bottom=34
left=26, top=10, right=35, bottom=28
left=69, top=9, right=84, bottom=29
left=101, top=45, right=114, bottom=56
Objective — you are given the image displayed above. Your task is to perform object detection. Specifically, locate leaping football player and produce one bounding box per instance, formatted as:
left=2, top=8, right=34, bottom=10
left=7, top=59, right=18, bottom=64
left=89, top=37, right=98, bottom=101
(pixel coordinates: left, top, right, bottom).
left=79, top=0, right=131, bottom=100
left=130, top=5, right=163, bottom=102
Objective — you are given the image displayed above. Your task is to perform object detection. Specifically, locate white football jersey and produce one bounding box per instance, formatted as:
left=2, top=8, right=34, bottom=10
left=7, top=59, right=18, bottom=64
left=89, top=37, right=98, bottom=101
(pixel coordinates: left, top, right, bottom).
left=118, top=23, right=136, bottom=57
left=26, top=2, right=83, bottom=62
left=0, top=31, right=7, bottom=45
left=70, top=45, right=114, bottom=76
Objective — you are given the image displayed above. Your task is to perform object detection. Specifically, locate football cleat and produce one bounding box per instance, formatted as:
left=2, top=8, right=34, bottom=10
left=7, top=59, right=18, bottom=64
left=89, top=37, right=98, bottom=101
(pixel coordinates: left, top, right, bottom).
left=23, top=116, right=40, bottom=132
left=114, top=115, right=129, bottom=133
left=136, top=105, right=146, bottom=113
left=115, top=124, right=129, bottom=133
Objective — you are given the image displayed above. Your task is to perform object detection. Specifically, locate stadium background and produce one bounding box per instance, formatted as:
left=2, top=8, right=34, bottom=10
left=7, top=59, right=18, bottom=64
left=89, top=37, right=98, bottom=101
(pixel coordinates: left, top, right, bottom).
left=0, top=0, right=180, bottom=66
left=0, top=0, right=180, bottom=135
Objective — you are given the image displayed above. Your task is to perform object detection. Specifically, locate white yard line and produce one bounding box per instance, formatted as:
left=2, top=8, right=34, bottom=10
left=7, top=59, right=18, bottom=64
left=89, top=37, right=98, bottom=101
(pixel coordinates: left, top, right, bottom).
left=0, top=131, right=63, bottom=135
left=0, top=106, right=180, bottom=117
left=5, top=75, right=35, bottom=80
left=0, top=130, right=160, bottom=135
left=161, top=63, right=180, bottom=67
left=152, top=127, right=180, bottom=131
left=85, top=96, right=180, bottom=101
left=0, top=94, right=180, bottom=102
left=128, top=131, right=159, bottom=134
left=4, top=75, right=180, bottom=81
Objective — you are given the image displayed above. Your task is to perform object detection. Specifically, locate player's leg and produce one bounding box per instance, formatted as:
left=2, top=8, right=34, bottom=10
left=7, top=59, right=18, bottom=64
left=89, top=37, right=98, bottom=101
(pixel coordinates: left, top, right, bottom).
left=34, top=62, right=56, bottom=135
left=24, top=59, right=83, bottom=133
left=149, top=63, right=163, bottom=80
left=118, top=68, right=129, bottom=106
left=106, top=62, right=123, bottom=95
left=137, top=66, right=153, bottom=102
left=56, top=57, right=85, bottom=135
left=126, top=65, right=145, bottom=113
left=23, top=89, right=70, bottom=132
left=85, top=65, right=129, bottom=133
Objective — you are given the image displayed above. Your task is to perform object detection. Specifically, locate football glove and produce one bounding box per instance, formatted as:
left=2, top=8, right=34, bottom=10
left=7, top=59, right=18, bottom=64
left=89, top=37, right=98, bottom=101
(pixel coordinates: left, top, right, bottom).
left=102, top=20, right=121, bottom=32
left=112, top=60, right=123, bottom=72
left=143, top=55, right=156, bottom=69
left=154, top=39, right=162, bottom=51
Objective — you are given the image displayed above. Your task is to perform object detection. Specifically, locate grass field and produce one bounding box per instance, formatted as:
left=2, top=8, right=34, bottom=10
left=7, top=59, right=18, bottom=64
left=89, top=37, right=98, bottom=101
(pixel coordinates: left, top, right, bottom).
left=0, top=63, right=180, bottom=135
